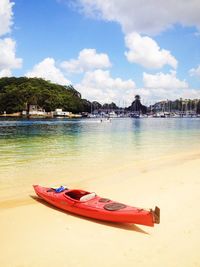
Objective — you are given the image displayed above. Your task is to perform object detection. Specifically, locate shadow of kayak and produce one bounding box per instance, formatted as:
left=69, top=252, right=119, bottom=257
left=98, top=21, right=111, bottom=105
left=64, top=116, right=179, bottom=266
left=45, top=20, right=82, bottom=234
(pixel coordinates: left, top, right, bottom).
left=30, top=195, right=149, bottom=235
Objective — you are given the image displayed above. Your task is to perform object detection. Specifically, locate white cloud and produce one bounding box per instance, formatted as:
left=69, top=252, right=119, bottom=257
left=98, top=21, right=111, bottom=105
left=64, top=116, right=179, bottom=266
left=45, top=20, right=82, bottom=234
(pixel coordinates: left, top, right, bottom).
left=125, top=32, right=177, bottom=69
left=179, top=89, right=200, bottom=100
left=140, top=70, right=200, bottom=102
left=0, top=68, right=11, bottom=78
left=61, top=48, right=111, bottom=73
left=75, top=68, right=200, bottom=104
left=75, top=69, right=136, bottom=104
left=140, top=70, right=196, bottom=102
left=189, top=65, right=200, bottom=77
left=74, top=2, right=179, bottom=70
left=143, top=71, right=188, bottom=89
left=73, top=68, right=199, bottom=104
left=140, top=88, right=200, bottom=103
left=25, top=58, right=71, bottom=85
left=0, top=38, right=22, bottom=75
left=136, top=72, right=199, bottom=103
left=76, top=0, right=200, bottom=35
left=0, top=0, right=14, bottom=36
left=0, top=1, right=22, bottom=76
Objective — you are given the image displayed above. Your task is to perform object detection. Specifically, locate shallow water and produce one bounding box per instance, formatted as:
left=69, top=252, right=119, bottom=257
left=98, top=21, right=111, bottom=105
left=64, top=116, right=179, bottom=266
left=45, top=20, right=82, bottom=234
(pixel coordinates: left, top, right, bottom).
left=0, top=117, right=200, bottom=199
left=1, top=117, right=200, bottom=165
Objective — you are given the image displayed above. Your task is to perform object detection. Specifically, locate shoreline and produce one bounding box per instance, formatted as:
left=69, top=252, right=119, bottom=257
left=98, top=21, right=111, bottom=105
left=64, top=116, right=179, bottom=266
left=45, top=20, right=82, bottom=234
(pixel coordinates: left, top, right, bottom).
left=1, top=147, right=200, bottom=266
left=1, top=114, right=200, bottom=119
left=1, top=145, right=200, bottom=203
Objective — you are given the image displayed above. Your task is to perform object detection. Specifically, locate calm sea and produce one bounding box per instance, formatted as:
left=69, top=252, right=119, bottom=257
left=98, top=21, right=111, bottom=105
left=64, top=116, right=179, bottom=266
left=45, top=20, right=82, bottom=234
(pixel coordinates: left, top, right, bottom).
left=0, top=117, right=200, bottom=199
left=1, top=117, right=200, bottom=165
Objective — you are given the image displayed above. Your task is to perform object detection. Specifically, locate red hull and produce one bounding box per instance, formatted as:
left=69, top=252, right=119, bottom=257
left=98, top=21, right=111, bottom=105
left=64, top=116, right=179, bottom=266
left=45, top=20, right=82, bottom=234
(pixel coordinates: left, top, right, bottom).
left=33, top=185, right=160, bottom=227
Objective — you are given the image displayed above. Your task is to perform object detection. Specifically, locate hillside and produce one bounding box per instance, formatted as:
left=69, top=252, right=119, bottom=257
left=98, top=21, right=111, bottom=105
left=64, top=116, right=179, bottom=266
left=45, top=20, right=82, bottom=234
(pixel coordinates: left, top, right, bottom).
left=0, top=77, right=91, bottom=114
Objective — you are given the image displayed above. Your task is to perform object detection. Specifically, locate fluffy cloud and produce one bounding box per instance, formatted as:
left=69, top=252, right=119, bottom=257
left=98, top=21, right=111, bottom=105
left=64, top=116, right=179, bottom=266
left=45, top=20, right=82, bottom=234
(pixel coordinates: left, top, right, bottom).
left=0, top=69, right=11, bottom=78
left=141, top=70, right=197, bottom=102
left=61, top=48, right=111, bottom=73
left=125, top=32, right=177, bottom=69
left=75, top=69, right=200, bottom=104
left=0, top=38, right=22, bottom=75
left=179, top=89, right=200, bottom=100
left=76, top=0, right=200, bottom=35
left=189, top=65, right=200, bottom=77
left=75, top=1, right=180, bottom=70
left=143, top=71, right=188, bottom=89
left=75, top=69, right=136, bottom=104
left=0, top=0, right=14, bottom=36
left=140, top=88, right=200, bottom=103
left=25, top=58, right=71, bottom=85
left=137, top=71, right=199, bottom=103
left=0, top=1, right=22, bottom=76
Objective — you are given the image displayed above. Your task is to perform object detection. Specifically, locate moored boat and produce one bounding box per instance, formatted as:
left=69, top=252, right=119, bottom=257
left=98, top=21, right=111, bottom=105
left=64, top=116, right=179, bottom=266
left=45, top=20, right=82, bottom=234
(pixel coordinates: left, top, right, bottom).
left=33, top=185, right=160, bottom=227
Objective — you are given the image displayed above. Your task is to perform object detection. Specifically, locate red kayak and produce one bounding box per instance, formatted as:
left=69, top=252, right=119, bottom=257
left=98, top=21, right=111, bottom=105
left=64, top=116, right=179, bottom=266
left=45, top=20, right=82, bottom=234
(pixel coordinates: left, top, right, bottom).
left=33, top=185, right=160, bottom=227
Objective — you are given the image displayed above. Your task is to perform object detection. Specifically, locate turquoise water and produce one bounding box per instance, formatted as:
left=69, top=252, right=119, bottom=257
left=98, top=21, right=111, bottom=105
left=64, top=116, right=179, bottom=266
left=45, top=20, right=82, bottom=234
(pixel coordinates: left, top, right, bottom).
left=0, top=117, right=200, bottom=169
left=1, top=117, right=200, bottom=199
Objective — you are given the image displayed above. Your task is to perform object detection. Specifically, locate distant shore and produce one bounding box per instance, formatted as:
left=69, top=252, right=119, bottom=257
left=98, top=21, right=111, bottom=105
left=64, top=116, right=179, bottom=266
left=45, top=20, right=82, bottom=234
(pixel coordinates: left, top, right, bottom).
left=0, top=113, right=82, bottom=119
left=1, top=113, right=200, bottom=119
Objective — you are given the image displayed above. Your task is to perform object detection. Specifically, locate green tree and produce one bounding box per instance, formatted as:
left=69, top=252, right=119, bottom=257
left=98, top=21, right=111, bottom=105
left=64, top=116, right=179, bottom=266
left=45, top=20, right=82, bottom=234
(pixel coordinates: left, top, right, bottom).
left=0, top=77, right=89, bottom=114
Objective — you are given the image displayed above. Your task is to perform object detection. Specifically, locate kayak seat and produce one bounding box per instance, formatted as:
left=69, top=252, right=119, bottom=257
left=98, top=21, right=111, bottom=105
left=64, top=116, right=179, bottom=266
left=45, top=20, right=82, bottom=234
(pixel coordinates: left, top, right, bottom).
left=80, top=192, right=96, bottom=202
left=65, top=190, right=95, bottom=201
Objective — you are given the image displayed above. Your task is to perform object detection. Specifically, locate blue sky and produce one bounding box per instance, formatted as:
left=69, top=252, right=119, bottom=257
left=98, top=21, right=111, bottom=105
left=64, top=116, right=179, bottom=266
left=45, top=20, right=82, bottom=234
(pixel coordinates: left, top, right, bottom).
left=1, top=0, right=200, bottom=105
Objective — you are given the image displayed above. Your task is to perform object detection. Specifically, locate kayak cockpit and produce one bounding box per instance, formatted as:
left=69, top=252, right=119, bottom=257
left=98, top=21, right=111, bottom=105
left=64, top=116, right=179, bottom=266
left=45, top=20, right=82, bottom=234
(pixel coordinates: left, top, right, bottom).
left=64, top=190, right=96, bottom=202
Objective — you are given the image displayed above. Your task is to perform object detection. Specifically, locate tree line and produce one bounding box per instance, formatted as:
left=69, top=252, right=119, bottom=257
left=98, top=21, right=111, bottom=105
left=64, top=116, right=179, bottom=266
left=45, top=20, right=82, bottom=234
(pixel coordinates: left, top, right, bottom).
left=0, top=77, right=199, bottom=114
left=0, top=77, right=143, bottom=114
left=152, top=99, right=200, bottom=113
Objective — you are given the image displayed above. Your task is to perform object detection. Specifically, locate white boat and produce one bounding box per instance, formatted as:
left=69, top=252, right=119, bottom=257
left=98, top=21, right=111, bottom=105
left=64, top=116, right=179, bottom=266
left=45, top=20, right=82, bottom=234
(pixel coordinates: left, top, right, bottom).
left=108, top=111, right=118, bottom=118
left=100, top=118, right=112, bottom=123
left=88, top=114, right=97, bottom=118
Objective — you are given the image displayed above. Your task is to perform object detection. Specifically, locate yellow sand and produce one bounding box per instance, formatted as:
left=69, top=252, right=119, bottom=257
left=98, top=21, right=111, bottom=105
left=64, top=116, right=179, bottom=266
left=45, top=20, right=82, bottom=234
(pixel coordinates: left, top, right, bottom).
left=1, top=150, right=200, bottom=267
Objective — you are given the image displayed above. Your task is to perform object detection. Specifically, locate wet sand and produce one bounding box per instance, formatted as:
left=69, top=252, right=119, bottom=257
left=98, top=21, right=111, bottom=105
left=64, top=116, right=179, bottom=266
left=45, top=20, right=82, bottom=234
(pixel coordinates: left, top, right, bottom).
left=1, top=150, right=200, bottom=267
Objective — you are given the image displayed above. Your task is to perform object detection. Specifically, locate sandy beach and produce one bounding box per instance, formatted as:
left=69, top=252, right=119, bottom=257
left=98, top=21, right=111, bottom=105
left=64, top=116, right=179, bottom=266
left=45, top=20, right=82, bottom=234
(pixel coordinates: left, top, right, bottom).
left=1, top=149, right=200, bottom=267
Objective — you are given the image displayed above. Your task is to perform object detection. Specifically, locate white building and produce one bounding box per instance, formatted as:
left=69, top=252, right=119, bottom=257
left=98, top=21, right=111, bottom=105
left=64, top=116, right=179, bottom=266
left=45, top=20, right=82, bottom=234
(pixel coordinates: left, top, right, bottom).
left=27, top=105, right=46, bottom=116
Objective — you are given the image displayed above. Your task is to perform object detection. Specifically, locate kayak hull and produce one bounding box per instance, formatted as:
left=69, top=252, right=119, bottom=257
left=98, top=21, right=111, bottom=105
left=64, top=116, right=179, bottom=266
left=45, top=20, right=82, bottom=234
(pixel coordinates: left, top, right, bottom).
left=33, top=185, right=160, bottom=227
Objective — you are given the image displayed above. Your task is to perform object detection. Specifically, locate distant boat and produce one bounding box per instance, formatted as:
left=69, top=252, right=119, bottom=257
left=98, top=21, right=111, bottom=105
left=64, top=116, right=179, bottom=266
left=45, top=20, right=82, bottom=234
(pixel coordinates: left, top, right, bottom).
left=33, top=185, right=160, bottom=227
left=100, top=118, right=112, bottom=123
left=130, top=112, right=140, bottom=118
left=158, top=112, right=165, bottom=118
left=171, top=113, right=180, bottom=118
left=88, top=114, right=97, bottom=118
left=108, top=111, right=118, bottom=118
